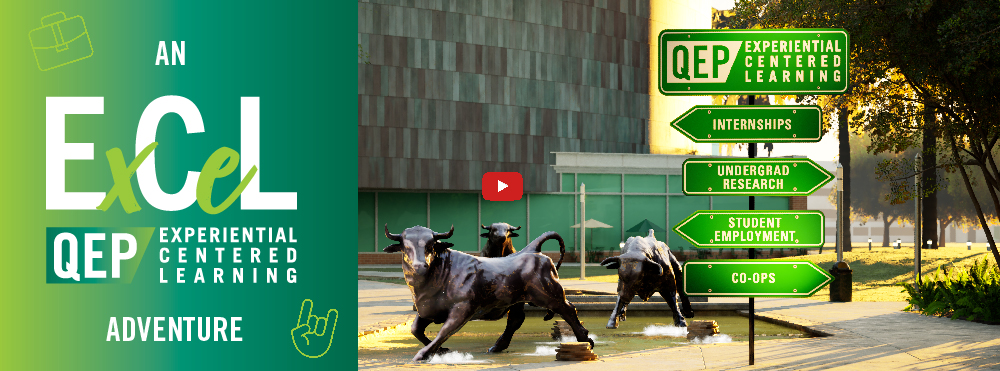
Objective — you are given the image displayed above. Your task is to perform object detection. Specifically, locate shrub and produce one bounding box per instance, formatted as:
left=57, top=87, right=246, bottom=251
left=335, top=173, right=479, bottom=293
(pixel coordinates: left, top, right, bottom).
left=901, top=257, right=1000, bottom=323
left=696, top=249, right=711, bottom=259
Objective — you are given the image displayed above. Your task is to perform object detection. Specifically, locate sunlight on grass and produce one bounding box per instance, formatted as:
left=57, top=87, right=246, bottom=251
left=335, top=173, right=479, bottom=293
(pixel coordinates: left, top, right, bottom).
left=772, top=246, right=996, bottom=301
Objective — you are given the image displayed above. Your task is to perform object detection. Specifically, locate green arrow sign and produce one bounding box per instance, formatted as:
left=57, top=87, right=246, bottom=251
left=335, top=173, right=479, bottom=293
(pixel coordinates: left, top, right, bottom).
left=682, top=158, right=834, bottom=196
left=673, top=210, right=825, bottom=248
left=658, top=29, right=849, bottom=95
left=683, top=260, right=833, bottom=297
left=670, top=105, right=822, bottom=143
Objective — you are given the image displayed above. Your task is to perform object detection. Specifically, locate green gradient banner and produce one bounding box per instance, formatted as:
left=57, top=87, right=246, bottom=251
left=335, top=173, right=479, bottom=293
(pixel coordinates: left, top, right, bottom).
left=1, top=1, right=357, bottom=369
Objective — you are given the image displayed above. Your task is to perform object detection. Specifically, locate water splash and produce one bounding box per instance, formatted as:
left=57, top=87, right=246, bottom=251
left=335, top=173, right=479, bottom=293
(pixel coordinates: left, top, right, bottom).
left=691, top=334, right=733, bottom=344
left=638, top=325, right=688, bottom=337
left=538, top=334, right=604, bottom=345
left=523, top=346, right=558, bottom=356
left=426, top=352, right=490, bottom=364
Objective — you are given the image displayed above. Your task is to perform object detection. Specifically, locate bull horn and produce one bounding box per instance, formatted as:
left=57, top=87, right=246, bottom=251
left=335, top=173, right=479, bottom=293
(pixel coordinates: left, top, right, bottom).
left=511, top=225, right=522, bottom=231
left=647, top=229, right=656, bottom=238
left=434, top=225, right=454, bottom=240
left=482, top=224, right=489, bottom=230
left=385, top=224, right=402, bottom=241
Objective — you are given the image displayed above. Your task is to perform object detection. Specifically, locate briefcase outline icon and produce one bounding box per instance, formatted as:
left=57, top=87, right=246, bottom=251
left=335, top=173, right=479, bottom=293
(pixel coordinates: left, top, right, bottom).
left=29, top=12, right=94, bottom=71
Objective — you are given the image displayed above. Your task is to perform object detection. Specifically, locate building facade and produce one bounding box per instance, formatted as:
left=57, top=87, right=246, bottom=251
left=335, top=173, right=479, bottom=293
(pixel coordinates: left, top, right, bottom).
left=356, top=1, right=787, bottom=259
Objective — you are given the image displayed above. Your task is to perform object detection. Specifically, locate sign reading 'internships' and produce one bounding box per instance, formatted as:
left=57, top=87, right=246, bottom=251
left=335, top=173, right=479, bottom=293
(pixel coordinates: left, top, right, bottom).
left=658, top=29, right=849, bottom=95
left=670, top=105, right=823, bottom=143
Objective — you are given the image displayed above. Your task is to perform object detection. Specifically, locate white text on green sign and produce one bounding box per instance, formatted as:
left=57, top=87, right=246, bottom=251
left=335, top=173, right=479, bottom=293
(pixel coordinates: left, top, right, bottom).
left=682, top=158, right=834, bottom=196
left=670, top=105, right=823, bottom=143
left=659, top=29, right=849, bottom=95
left=683, top=260, right=833, bottom=297
left=672, top=210, right=825, bottom=248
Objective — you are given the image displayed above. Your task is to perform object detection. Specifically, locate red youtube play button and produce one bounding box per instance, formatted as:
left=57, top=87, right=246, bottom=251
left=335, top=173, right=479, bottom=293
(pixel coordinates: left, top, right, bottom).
left=482, top=172, right=523, bottom=201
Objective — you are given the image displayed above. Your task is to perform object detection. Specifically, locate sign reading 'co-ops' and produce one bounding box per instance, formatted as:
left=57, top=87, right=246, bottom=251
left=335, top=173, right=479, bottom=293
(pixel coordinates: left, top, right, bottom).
left=658, top=29, right=849, bottom=95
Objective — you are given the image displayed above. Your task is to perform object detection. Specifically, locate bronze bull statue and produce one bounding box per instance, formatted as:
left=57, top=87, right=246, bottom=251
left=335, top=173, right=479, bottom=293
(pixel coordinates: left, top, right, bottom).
left=384, top=224, right=591, bottom=361
left=600, top=229, right=695, bottom=328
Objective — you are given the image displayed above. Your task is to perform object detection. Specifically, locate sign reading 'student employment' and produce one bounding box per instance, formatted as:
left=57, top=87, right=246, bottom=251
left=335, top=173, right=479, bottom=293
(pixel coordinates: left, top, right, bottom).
left=659, top=29, right=849, bottom=95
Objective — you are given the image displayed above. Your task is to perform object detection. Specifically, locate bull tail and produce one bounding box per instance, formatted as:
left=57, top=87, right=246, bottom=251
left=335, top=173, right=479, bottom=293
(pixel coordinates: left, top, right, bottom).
left=517, top=231, right=566, bottom=270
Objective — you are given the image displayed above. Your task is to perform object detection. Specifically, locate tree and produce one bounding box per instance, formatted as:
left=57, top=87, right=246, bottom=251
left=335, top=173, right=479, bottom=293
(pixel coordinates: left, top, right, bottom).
left=732, top=0, right=1000, bottom=266
left=847, top=134, right=913, bottom=246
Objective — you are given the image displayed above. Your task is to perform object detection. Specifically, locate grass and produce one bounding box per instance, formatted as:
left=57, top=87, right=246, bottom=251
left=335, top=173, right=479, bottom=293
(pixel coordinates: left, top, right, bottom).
left=771, top=244, right=997, bottom=302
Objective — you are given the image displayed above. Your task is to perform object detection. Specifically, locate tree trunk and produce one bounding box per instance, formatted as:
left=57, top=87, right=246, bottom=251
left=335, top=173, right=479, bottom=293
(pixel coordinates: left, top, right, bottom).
left=946, top=130, right=1000, bottom=266
left=839, top=104, right=853, bottom=252
left=882, top=214, right=896, bottom=247
left=938, top=216, right=952, bottom=247
left=922, top=108, right=938, bottom=249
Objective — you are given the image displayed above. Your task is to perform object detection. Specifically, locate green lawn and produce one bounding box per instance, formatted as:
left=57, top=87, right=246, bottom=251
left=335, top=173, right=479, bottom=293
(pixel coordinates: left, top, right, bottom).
left=771, top=245, right=996, bottom=302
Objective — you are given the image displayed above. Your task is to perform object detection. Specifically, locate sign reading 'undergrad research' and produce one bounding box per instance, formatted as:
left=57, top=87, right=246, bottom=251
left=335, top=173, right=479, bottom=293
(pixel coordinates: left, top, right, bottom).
left=658, top=29, right=849, bottom=95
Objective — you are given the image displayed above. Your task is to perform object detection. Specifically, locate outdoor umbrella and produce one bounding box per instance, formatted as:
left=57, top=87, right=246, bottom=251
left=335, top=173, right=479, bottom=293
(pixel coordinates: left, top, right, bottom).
left=570, top=219, right=614, bottom=229
left=571, top=219, right=614, bottom=252
left=625, top=219, right=666, bottom=235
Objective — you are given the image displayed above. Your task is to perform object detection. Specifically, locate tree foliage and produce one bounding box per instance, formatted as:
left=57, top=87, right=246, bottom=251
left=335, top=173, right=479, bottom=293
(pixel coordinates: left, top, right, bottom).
left=732, top=0, right=1000, bottom=265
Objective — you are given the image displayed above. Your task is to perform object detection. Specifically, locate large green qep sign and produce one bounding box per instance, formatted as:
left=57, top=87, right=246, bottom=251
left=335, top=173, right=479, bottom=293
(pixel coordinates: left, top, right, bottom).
left=683, top=260, right=833, bottom=297
left=659, top=29, right=849, bottom=95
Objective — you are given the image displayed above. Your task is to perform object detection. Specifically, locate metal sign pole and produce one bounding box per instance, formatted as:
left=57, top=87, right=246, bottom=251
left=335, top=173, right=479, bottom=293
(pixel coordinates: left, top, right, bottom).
left=914, top=154, right=921, bottom=285
left=580, top=183, right=586, bottom=280
left=747, top=95, right=756, bottom=366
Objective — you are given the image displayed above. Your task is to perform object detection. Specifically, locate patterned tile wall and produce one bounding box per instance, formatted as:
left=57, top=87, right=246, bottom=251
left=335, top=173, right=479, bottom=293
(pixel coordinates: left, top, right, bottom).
left=358, top=0, right=660, bottom=192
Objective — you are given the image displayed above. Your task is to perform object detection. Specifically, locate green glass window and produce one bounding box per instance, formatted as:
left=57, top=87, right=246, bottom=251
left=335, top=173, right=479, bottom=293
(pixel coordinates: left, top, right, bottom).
left=624, top=196, right=667, bottom=241
left=713, top=196, right=749, bottom=210
left=481, top=198, right=527, bottom=249
left=377, top=192, right=428, bottom=249
left=529, top=194, right=576, bottom=251
left=668, top=175, right=683, bottom=194
left=359, top=192, right=375, bottom=252
left=578, top=195, right=621, bottom=253
left=668, top=195, right=709, bottom=249
left=430, top=193, right=480, bottom=252
left=756, top=196, right=790, bottom=211
left=561, top=173, right=576, bottom=193
left=624, top=174, right=666, bottom=194
left=578, top=174, right=621, bottom=193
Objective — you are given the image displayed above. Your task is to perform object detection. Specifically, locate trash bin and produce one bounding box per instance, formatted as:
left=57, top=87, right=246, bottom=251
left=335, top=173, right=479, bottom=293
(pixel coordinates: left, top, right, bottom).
left=829, top=261, right=852, bottom=302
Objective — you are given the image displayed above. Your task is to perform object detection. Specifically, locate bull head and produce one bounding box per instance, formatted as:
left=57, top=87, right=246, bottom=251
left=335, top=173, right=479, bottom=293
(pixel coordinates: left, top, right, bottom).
left=480, top=223, right=520, bottom=245
left=384, top=224, right=454, bottom=276
left=600, top=256, right=663, bottom=276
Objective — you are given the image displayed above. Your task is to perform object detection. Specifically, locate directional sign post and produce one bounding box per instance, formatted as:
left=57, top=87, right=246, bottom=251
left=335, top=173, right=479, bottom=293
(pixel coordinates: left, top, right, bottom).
left=673, top=210, right=825, bottom=248
left=682, top=158, right=834, bottom=196
left=683, top=260, right=833, bottom=297
left=670, top=105, right=823, bottom=143
left=658, top=29, right=849, bottom=95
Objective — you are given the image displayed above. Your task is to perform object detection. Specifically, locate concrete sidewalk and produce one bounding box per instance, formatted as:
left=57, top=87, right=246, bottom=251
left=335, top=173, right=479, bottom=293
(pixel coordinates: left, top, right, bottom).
left=358, top=280, right=413, bottom=335
left=358, top=277, right=1000, bottom=369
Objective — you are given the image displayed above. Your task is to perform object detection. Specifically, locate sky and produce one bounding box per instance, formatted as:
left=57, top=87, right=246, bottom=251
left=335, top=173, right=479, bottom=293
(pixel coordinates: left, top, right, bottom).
left=709, top=0, right=737, bottom=10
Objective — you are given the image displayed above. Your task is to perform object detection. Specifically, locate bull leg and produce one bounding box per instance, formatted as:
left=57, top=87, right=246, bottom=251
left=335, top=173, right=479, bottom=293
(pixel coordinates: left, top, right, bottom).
left=668, top=253, right=695, bottom=318
left=550, top=301, right=594, bottom=349
left=487, top=304, right=525, bottom=353
left=660, top=289, right=687, bottom=327
left=412, top=305, right=472, bottom=362
left=410, top=316, right=449, bottom=353
left=607, top=294, right=632, bottom=329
